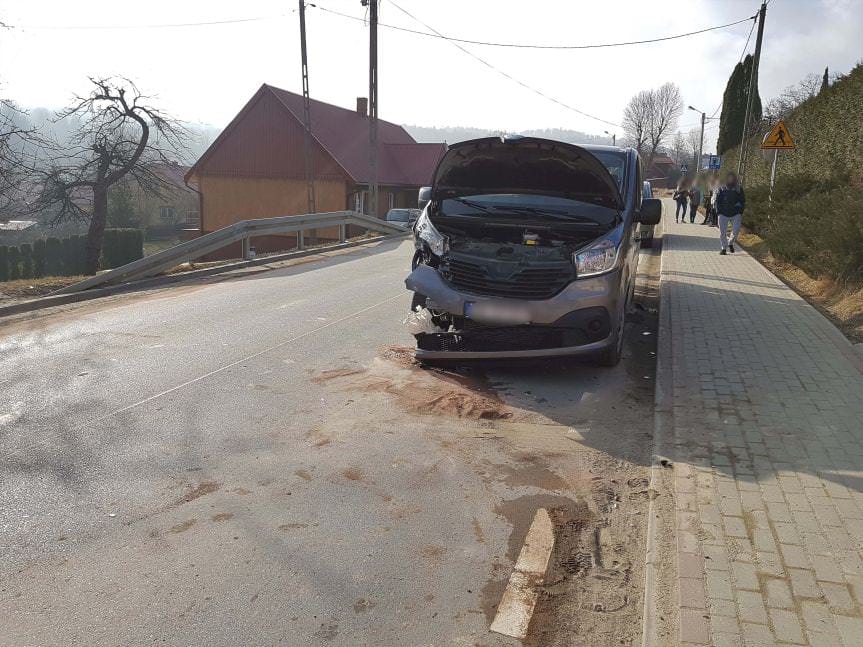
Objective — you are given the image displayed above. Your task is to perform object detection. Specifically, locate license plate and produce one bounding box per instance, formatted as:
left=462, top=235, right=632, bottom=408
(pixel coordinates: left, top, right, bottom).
left=464, top=301, right=532, bottom=325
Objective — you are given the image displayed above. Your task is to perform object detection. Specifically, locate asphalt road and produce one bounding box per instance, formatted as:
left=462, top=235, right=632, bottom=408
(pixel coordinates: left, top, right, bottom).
left=0, top=237, right=660, bottom=647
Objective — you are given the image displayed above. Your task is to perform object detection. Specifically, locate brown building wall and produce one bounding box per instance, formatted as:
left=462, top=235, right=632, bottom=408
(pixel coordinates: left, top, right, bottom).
left=199, top=175, right=349, bottom=232
left=197, top=175, right=350, bottom=260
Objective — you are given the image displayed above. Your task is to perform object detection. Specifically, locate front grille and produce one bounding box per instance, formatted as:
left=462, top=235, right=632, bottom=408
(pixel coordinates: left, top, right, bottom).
left=416, top=325, right=591, bottom=353
left=442, top=257, right=574, bottom=300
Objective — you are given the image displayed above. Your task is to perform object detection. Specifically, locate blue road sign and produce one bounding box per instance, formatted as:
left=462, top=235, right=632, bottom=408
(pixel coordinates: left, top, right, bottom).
left=707, top=155, right=721, bottom=170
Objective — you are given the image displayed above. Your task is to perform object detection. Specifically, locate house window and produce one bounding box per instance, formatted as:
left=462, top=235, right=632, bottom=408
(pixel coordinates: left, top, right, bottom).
left=160, top=206, right=176, bottom=222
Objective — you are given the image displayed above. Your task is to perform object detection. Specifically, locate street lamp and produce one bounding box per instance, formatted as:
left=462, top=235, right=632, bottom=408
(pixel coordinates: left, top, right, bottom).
left=688, top=106, right=705, bottom=176
left=604, top=130, right=616, bottom=146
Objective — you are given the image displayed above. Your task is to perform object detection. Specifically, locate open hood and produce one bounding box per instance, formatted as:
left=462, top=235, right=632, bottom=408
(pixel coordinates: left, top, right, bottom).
left=430, top=136, right=624, bottom=211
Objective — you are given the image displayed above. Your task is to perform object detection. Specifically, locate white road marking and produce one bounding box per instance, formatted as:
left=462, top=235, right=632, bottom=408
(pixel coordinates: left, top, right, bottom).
left=490, top=507, right=555, bottom=640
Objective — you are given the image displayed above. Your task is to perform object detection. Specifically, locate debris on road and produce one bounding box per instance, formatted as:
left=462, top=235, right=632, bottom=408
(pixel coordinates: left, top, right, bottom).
left=402, top=306, right=444, bottom=336
left=311, top=347, right=514, bottom=420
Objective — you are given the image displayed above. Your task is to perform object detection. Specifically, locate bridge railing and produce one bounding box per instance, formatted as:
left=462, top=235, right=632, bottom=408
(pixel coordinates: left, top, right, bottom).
left=55, top=210, right=406, bottom=294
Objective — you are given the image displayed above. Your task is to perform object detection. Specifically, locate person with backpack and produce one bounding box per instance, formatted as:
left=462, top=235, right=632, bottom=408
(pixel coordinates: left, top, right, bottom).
left=673, top=179, right=689, bottom=223
left=716, top=172, right=745, bottom=255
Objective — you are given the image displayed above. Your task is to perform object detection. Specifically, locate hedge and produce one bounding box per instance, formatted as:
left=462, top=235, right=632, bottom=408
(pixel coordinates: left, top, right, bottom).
left=43, top=238, right=63, bottom=276
left=720, top=63, right=863, bottom=283
left=743, top=173, right=863, bottom=282
left=0, top=246, right=7, bottom=282
left=721, top=64, right=863, bottom=187
left=33, top=239, right=46, bottom=278
left=0, top=229, right=144, bottom=282
left=20, top=244, right=34, bottom=279
left=7, top=246, right=20, bottom=280
left=101, top=228, right=144, bottom=269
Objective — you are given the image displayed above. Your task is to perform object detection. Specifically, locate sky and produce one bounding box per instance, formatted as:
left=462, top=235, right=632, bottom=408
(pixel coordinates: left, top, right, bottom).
left=1, top=0, right=861, bottom=153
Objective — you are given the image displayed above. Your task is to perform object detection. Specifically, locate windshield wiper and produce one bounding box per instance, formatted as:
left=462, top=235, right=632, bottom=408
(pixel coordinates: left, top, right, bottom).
left=495, top=206, right=602, bottom=224
left=447, top=197, right=495, bottom=214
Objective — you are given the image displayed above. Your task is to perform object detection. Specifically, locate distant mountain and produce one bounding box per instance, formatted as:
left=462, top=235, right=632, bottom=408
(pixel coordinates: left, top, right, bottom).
left=404, top=124, right=614, bottom=146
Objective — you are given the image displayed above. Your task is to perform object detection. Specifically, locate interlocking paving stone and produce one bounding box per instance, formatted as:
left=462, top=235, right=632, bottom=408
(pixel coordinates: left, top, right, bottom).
left=659, top=219, right=863, bottom=645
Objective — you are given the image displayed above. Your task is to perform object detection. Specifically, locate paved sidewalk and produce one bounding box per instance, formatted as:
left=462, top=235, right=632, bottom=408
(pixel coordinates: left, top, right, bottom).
left=658, top=218, right=863, bottom=646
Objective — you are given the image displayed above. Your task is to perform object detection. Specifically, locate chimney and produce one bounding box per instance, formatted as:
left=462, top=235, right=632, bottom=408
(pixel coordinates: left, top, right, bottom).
left=356, top=97, right=368, bottom=116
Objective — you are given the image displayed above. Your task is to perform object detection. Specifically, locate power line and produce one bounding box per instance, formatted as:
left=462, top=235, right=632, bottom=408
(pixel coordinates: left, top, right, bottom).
left=13, top=14, right=288, bottom=30
left=311, top=3, right=755, bottom=50
left=383, top=0, right=621, bottom=128
left=710, top=14, right=758, bottom=118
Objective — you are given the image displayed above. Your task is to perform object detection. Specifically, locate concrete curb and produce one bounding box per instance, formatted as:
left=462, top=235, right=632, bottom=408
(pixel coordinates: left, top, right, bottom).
left=0, top=234, right=406, bottom=319
left=642, top=214, right=674, bottom=647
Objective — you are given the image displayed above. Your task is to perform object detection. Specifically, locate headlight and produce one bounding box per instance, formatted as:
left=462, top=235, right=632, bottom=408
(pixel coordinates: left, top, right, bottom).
left=574, top=238, right=620, bottom=277
left=414, top=209, right=448, bottom=257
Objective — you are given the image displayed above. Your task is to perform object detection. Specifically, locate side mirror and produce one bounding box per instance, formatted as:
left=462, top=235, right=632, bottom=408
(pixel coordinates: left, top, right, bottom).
left=638, top=198, right=662, bottom=225
left=417, top=186, right=432, bottom=211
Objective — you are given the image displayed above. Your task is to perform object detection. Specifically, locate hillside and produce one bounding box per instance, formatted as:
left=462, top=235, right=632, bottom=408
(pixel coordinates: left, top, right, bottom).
left=720, top=63, right=863, bottom=342
left=721, top=63, right=863, bottom=186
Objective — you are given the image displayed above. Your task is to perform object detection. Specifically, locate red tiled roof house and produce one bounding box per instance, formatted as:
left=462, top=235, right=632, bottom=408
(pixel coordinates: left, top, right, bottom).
left=185, top=84, right=445, bottom=250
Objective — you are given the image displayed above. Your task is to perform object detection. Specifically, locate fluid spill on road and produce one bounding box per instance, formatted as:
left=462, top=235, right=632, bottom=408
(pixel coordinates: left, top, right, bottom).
left=311, top=345, right=515, bottom=421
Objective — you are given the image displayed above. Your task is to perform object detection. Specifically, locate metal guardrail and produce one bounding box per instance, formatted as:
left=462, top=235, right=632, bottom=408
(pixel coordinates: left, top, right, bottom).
left=55, top=210, right=406, bottom=294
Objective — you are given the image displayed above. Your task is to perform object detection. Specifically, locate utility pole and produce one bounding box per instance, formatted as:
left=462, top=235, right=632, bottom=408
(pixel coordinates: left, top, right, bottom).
left=688, top=106, right=706, bottom=179
left=737, top=2, right=767, bottom=182
left=364, top=0, right=379, bottom=218
left=695, top=112, right=705, bottom=176
left=604, top=130, right=616, bottom=146
left=299, top=0, right=317, bottom=244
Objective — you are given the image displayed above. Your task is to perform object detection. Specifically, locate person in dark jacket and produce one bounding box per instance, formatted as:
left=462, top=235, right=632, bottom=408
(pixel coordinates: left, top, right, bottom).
left=673, top=180, right=689, bottom=223
left=688, top=185, right=702, bottom=223
left=716, top=172, right=745, bottom=254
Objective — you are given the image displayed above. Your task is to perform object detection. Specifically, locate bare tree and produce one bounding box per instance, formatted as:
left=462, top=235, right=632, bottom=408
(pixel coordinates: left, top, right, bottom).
left=34, top=78, right=188, bottom=274
left=623, top=83, right=683, bottom=169
left=764, top=73, right=822, bottom=122
left=645, top=83, right=683, bottom=170
left=622, top=90, right=652, bottom=156
left=686, top=128, right=701, bottom=160
left=0, top=96, right=41, bottom=217
left=669, top=131, right=687, bottom=167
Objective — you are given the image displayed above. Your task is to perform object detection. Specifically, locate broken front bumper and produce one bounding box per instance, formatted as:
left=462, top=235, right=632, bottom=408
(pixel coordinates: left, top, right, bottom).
left=404, top=264, right=623, bottom=359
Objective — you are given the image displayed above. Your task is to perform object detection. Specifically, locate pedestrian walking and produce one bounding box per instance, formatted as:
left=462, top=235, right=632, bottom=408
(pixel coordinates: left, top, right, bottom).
left=716, top=172, right=745, bottom=255
left=688, top=184, right=702, bottom=224
left=673, top=179, right=689, bottom=223
left=701, top=187, right=712, bottom=224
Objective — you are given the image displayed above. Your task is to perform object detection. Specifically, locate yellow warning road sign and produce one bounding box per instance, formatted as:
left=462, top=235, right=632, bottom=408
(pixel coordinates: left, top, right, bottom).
left=761, top=120, right=796, bottom=150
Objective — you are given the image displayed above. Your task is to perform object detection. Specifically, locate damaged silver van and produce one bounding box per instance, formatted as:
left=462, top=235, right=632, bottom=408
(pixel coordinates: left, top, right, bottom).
left=404, top=136, right=662, bottom=365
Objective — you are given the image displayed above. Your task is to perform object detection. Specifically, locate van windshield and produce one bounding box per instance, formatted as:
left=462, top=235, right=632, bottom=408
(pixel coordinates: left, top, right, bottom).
left=590, top=150, right=627, bottom=192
